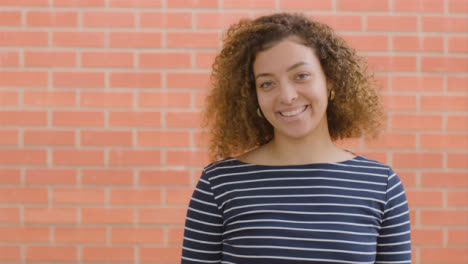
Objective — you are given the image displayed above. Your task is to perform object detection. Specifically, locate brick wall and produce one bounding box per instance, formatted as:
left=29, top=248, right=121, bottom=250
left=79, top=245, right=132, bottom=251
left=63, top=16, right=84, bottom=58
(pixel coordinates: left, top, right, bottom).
left=0, top=0, right=467, bottom=263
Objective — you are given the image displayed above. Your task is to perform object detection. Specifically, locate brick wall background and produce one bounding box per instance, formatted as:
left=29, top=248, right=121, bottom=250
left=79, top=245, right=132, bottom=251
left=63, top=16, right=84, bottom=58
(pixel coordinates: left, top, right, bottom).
left=0, top=0, right=467, bottom=263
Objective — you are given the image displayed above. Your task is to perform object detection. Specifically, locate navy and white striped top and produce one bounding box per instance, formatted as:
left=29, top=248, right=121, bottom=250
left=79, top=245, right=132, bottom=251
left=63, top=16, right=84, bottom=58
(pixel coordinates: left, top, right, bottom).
left=181, top=155, right=411, bottom=264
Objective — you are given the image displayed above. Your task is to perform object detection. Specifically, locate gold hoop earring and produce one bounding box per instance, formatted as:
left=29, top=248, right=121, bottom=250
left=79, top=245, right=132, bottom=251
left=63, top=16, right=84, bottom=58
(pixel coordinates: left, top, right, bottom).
left=257, top=108, right=263, bottom=118
left=329, top=89, right=335, bottom=101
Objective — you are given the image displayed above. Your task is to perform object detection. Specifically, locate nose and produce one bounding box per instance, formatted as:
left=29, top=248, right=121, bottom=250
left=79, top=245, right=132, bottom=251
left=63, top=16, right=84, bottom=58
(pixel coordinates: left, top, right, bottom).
left=278, top=81, right=298, bottom=104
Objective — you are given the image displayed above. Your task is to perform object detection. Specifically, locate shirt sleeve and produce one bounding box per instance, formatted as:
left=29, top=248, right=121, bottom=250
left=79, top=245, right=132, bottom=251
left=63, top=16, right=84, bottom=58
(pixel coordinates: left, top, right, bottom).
left=375, top=167, right=412, bottom=263
left=181, top=170, right=224, bottom=263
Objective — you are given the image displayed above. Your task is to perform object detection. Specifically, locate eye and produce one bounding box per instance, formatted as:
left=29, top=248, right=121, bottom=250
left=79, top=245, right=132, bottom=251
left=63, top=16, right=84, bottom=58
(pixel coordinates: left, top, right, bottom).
left=295, top=73, right=311, bottom=81
left=259, top=81, right=274, bottom=89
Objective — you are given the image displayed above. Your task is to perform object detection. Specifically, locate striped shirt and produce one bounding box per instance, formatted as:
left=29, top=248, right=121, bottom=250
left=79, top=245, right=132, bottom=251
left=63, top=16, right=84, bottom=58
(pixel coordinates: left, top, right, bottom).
left=181, top=155, right=411, bottom=264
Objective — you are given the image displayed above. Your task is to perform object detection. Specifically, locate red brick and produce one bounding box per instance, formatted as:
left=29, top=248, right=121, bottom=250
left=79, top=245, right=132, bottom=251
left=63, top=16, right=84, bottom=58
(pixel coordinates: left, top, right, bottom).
left=138, top=208, right=186, bottom=224
left=366, top=55, right=417, bottom=72
left=83, top=246, right=134, bottom=262
left=381, top=94, right=416, bottom=110
left=194, top=91, right=209, bottom=108
left=365, top=133, right=416, bottom=149
left=421, top=133, right=468, bottom=149
left=26, top=245, right=77, bottom=261
left=0, top=71, right=48, bottom=87
left=223, top=0, right=274, bottom=9
left=337, top=0, right=387, bottom=11
left=412, top=228, right=443, bottom=245
left=26, top=168, right=77, bottom=185
left=53, top=31, right=105, bottom=47
left=83, top=11, right=135, bottom=27
left=406, top=190, right=443, bottom=206
left=421, top=172, right=468, bottom=187
left=367, top=16, right=418, bottom=32
left=166, top=111, right=202, bottom=128
left=194, top=130, right=210, bottom=147
left=23, top=90, right=76, bottom=106
left=421, top=210, right=468, bottom=225
left=397, top=171, right=417, bottom=188
left=111, top=227, right=164, bottom=243
left=423, top=16, right=468, bottom=32
left=447, top=190, right=468, bottom=206
left=53, top=149, right=104, bottom=166
left=167, top=32, right=219, bottom=48
left=109, top=0, right=161, bottom=7
left=110, top=72, right=161, bottom=88
left=140, top=12, right=192, bottom=28
left=393, top=35, right=444, bottom=52
left=0, top=226, right=49, bottom=242
left=392, top=75, right=443, bottom=91
left=449, top=0, right=468, bottom=12
left=0, top=11, right=21, bottom=26
left=53, top=188, right=105, bottom=204
left=0, top=187, right=48, bottom=203
left=0, top=129, right=18, bottom=145
left=449, top=36, right=468, bottom=52
left=82, top=208, right=134, bottom=224
left=166, top=188, right=193, bottom=205
left=52, top=111, right=104, bottom=127
left=139, top=170, right=191, bottom=186
left=140, top=247, right=181, bottom=262
left=109, top=32, right=161, bottom=48
left=82, top=169, right=134, bottom=185
left=80, top=91, right=133, bottom=108
left=420, top=247, right=468, bottom=263
left=109, top=111, right=161, bottom=127
left=27, top=11, right=77, bottom=27
left=168, top=227, right=184, bottom=244
left=0, top=0, right=48, bottom=6
left=166, top=0, right=218, bottom=8
left=342, top=34, right=388, bottom=51
left=448, top=229, right=468, bottom=245
left=0, top=51, right=19, bottom=66
left=166, top=150, right=209, bottom=166
left=81, top=130, right=132, bottom=146
left=448, top=153, right=468, bottom=168
left=0, top=245, right=20, bottom=261
left=195, top=51, right=217, bottom=68
left=393, top=152, right=443, bottom=168
left=167, top=72, right=211, bottom=89
left=0, top=111, right=47, bottom=126
left=138, top=130, right=190, bottom=147
left=312, top=15, right=363, bottom=31
left=55, top=226, right=107, bottom=243
left=53, top=72, right=105, bottom=88
left=0, top=168, right=20, bottom=184
left=0, top=90, right=18, bottom=106
left=110, top=188, right=162, bottom=205
left=139, top=91, right=191, bottom=108
left=24, top=51, right=76, bottom=67
left=393, top=0, right=444, bottom=12
left=0, top=31, right=48, bottom=46
left=448, top=76, right=467, bottom=92
left=53, top=0, right=105, bottom=6
left=0, top=208, right=20, bottom=223
left=422, top=95, right=468, bottom=111
left=0, top=149, right=46, bottom=165
left=82, top=51, right=134, bottom=68
left=422, top=56, right=468, bottom=73
left=447, top=114, right=468, bottom=131
left=139, top=52, right=191, bottom=68
left=25, top=207, right=78, bottom=224
left=196, top=12, right=249, bottom=29
left=109, top=150, right=161, bottom=166
left=24, top=129, right=76, bottom=146
left=391, top=114, right=442, bottom=130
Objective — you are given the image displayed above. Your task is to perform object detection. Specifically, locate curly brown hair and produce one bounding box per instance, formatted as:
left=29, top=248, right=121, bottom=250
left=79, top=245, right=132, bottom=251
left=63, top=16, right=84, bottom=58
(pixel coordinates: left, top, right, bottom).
left=204, top=13, right=384, bottom=160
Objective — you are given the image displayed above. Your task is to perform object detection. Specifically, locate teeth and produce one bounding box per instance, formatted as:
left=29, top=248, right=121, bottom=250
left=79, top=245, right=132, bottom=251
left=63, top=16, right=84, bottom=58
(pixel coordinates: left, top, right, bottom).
left=280, top=106, right=307, bottom=117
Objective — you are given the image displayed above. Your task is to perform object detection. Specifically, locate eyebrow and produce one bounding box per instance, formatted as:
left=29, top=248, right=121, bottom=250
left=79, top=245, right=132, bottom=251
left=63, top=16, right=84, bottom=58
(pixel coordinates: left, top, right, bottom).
left=255, top=61, right=310, bottom=79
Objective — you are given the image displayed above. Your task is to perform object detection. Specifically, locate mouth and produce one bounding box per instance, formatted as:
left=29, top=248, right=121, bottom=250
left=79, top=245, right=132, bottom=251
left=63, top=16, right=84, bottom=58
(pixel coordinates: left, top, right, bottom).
left=279, top=105, right=308, bottom=117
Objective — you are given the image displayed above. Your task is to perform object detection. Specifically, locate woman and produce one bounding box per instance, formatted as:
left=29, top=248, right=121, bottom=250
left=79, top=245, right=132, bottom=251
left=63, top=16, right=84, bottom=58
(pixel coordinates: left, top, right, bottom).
left=181, top=13, right=411, bottom=264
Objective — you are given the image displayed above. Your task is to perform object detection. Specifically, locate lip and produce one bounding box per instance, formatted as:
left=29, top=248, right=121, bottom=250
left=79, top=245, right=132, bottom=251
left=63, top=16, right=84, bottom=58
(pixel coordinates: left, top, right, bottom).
left=277, top=105, right=309, bottom=120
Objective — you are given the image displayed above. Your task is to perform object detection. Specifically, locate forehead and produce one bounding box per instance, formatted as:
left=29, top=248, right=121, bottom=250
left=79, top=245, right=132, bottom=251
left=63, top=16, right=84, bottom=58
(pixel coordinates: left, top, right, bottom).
left=253, top=37, right=320, bottom=74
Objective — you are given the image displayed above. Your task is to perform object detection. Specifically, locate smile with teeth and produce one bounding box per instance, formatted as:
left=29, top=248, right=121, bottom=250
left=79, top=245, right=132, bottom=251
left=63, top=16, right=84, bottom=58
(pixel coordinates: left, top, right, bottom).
left=279, top=105, right=308, bottom=117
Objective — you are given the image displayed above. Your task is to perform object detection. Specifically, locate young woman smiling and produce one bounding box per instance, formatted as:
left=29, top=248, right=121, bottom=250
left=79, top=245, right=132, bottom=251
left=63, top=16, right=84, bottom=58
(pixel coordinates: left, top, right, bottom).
left=181, top=13, right=411, bottom=264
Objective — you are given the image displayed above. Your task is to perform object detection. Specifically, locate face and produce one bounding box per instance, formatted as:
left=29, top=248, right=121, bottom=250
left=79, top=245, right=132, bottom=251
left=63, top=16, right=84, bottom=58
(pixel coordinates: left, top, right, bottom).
left=253, top=37, right=331, bottom=141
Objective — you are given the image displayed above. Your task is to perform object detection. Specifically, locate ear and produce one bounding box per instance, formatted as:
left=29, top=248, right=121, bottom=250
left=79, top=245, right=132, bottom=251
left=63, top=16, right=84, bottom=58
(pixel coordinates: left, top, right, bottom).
left=326, top=79, right=334, bottom=91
